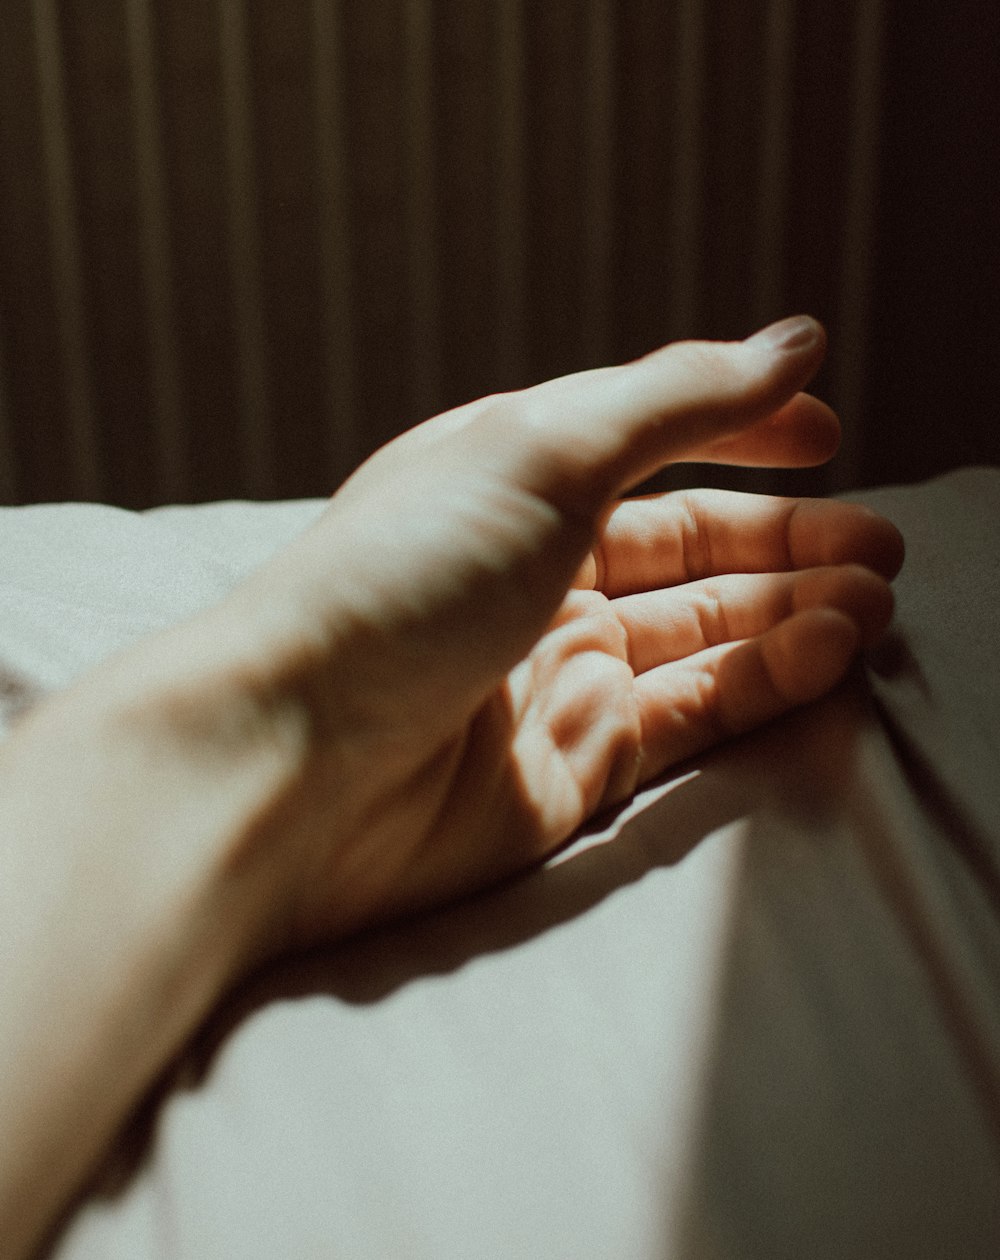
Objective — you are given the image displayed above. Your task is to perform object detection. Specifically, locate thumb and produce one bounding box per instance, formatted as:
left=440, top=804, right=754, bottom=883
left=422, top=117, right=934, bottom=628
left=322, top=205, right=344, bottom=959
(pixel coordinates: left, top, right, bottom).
left=485, top=315, right=829, bottom=512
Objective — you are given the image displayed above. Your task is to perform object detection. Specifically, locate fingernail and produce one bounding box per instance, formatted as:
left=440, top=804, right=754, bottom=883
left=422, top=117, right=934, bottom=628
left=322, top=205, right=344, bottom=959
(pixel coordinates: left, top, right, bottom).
left=748, top=315, right=823, bottom=354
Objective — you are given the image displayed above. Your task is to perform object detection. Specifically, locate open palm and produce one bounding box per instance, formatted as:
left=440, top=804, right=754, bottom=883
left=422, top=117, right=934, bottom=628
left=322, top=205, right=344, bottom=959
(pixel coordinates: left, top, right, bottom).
left=232, top=320, right=903, bottom=947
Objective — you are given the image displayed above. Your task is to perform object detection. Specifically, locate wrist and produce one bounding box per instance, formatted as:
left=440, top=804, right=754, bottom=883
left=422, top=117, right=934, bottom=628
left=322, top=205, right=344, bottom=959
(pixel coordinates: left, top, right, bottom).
left=87, top=607, right=330, bottom=962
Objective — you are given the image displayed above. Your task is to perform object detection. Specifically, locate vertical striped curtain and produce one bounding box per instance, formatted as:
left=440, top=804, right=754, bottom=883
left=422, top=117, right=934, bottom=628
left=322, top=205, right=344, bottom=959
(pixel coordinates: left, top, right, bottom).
left=0, top=1, right=884, bottom=508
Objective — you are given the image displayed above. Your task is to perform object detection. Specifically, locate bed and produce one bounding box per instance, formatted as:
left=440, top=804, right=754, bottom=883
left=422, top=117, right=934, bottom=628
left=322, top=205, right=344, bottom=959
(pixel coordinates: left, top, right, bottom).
left=3, top=467, right=998, bottom=1258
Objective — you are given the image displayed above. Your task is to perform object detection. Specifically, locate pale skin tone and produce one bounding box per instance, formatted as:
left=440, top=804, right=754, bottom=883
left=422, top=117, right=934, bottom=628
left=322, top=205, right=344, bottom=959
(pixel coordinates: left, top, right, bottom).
left=0, top=317, right=903, bottom=1256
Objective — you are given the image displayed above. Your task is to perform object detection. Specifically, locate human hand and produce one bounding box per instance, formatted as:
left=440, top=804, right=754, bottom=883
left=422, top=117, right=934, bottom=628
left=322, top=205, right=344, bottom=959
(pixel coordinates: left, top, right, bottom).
left=212, top=317, right=903, bottom=948
left=0, top=317, right=905, bottom=1258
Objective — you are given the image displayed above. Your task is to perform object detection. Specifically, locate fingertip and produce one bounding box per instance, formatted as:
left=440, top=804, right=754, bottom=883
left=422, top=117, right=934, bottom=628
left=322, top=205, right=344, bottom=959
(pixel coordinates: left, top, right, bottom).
left=800, top=395, right=842, bottom=464
left=733, top=316, right=830, bottom=427
left=864, top=511, right=906, bottom=580
left=767, top=394, right=842, bottom=465
left=770, top=606, right=861, bottom=705
left=791, top=500, right=906, bottom=581
left=795, top=564, right=896, bottom=648
left=835, top=504, right=906, bottom=580
left=745, top=314, right=827, bottom=358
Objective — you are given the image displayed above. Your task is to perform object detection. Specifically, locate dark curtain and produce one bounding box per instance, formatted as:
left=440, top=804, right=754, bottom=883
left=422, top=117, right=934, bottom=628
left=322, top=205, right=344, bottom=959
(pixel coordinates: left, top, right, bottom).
left=0, top=1, right=996, bottom=508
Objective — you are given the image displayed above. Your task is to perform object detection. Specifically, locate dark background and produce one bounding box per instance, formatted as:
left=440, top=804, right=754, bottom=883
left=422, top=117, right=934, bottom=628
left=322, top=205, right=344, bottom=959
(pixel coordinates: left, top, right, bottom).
left=0, top=1, right=997, bottom=508
left=868, top=1, right=1000, bottom=486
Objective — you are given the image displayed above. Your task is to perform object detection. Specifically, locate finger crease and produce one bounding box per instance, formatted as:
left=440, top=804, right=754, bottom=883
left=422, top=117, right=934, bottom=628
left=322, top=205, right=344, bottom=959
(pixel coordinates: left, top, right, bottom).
left=678, top=493, right=713, bottom=581
left=783, top=501, right=803, bottom=570
left=696, top=589, right=731, bottom=648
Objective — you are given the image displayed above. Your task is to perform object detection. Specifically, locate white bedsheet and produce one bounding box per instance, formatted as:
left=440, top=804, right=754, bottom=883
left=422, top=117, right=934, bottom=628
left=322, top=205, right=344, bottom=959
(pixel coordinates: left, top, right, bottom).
left=2, top=470, right=997, bottom=1258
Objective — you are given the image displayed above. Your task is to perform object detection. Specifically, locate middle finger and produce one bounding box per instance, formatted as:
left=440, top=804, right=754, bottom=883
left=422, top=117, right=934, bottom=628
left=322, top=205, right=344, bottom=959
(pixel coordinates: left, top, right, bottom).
left=616, top=565, right=894, bottom=675
left=579, top=488, right=904, bottom=596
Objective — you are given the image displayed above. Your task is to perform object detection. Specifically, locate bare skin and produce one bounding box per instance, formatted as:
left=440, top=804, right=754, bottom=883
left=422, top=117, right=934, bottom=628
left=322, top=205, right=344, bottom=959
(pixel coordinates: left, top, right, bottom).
left=0, top=318, right=903, bottom=1256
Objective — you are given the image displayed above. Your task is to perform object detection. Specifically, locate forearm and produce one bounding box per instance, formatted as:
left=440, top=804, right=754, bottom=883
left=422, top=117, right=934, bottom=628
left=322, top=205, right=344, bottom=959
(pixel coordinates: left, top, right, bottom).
left=0, top=614, right=309, bottom=1258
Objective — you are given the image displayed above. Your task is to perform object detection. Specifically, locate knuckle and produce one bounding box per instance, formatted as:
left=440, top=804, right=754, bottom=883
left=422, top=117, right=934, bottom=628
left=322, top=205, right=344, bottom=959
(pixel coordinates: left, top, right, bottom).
left=677, top=493, right=715, bottom=580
